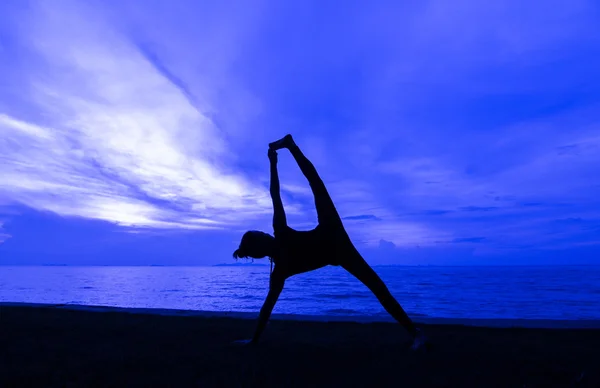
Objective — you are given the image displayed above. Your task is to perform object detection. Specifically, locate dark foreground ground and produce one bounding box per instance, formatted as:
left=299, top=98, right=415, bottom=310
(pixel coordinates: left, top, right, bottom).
left=1, top=306, right=599, bottom=387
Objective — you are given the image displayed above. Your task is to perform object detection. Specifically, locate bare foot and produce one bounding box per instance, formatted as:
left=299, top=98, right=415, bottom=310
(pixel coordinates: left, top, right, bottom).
left=269, top=134, right=294, bottom=150
left=410, top=329, right=431, bottom=351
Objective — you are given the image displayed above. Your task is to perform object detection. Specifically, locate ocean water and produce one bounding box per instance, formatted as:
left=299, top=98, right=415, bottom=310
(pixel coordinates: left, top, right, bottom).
left=1, top=265, right=599, bottom=320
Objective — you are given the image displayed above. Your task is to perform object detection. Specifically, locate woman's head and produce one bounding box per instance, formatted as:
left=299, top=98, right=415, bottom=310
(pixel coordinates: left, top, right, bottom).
left=233, top=230, right=275, bottom=260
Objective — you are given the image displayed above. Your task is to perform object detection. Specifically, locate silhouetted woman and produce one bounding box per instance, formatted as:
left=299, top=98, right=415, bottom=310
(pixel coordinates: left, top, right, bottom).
left=233, top=134, right=427, bottom=349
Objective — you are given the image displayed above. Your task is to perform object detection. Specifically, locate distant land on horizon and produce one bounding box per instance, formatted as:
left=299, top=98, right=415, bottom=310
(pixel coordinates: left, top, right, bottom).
left=213, top=262, right=268, bottom=267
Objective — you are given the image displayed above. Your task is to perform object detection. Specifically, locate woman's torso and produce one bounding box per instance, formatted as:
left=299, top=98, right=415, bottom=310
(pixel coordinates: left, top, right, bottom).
left=273, top=224, right=351, bottom=278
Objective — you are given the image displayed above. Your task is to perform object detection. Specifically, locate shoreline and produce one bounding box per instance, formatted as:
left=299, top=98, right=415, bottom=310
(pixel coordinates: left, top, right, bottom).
left=2, top=301, right=600, bottom=329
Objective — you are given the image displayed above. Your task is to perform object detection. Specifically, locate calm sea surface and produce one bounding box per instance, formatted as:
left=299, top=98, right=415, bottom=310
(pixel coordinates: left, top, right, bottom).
left=1, top=265, right=599, bottom=320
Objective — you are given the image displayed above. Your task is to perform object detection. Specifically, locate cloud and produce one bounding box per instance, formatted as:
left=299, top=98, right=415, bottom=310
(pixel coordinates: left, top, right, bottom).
left=459, top=206, right=499, bottom=212
left=452, top=237, right=486, bottom=243
left=378, top=239, right=396, bottom=250
left=416, top=210, right=454, bottom=216
left=0, top=2, right=276, bottom=230
left=372, top=103, right=600, bottom=251
left=0, top=220, right=9, bottom=244
left=342, top=214, right=382, bottom=221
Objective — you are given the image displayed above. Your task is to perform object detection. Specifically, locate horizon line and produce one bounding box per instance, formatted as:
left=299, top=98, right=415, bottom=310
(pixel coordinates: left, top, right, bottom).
left=1, top=263, right=599, bottom=267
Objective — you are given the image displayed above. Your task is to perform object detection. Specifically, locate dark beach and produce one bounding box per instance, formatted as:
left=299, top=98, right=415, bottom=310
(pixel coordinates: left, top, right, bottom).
left=1, top=304, right=599, bottom=387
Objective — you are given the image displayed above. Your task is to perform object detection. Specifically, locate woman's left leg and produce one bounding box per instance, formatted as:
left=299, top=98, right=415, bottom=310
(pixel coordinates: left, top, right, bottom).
left=340, top=249, right=418, bottom=338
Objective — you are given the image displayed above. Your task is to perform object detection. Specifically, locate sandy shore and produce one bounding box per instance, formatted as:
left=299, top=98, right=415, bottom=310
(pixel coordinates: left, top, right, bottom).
left=1, top=303, right=599, bottom=387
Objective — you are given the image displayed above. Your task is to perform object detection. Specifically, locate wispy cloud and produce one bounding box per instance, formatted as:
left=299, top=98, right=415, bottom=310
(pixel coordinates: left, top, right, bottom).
left=0, top=2, right=273, bottom=230
left=0, top=220, right=8, bottom=243
left=342, top=215, right=382, bottom=221
left=373, top=115, right=600, bottom=252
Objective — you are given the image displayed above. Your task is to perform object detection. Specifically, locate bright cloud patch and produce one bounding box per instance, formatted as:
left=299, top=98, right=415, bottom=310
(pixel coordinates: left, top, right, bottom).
left=0, top=3, right=273, bottom=230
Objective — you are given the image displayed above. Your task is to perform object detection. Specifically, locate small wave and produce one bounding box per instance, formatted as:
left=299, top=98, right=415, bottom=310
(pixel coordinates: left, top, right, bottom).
left=325, top=308, right=361, bottom=315
left=279, top=297, right=310, bottom=302
left=314, top=293, right=370, bottom=300
left=237, top=295, right=261, bottom=300
left=323, top=282, right=355, bottom=288
left=80, top=286, right=94, bottom=290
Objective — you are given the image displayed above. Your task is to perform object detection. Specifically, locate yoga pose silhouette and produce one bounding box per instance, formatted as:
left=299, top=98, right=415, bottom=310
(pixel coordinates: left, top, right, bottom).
left=233, top=134, right=427, bottom=349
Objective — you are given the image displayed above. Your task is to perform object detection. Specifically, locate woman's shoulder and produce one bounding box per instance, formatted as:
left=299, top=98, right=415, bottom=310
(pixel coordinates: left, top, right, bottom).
left=274, top=224, right=295, bottom=237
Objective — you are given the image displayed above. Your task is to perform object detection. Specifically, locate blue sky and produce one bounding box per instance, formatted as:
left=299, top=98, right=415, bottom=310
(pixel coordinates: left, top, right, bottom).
left=1, top=0, right=599, bottom=265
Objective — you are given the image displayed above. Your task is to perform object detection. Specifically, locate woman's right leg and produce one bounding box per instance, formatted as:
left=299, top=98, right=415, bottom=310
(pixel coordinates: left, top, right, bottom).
left=271, top=135, right=342, bottom=227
